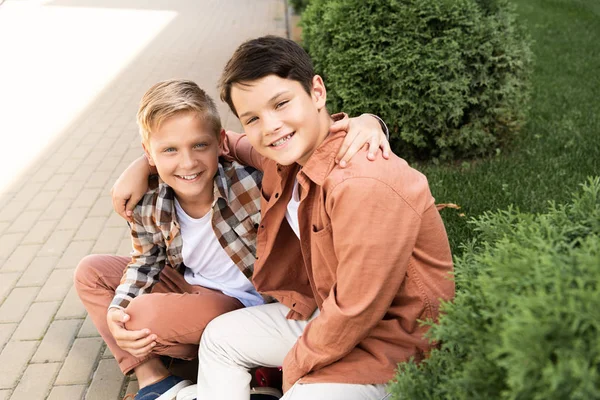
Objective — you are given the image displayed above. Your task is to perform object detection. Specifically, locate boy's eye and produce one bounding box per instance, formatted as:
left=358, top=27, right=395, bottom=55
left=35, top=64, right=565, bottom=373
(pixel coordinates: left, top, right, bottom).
left=275, top=100, right=289, bottom=109
left=163, top=147, right=176, bottom=153
left=245, top=116, right=258, bottom=125
left=194, top=143, right=208, bottom=149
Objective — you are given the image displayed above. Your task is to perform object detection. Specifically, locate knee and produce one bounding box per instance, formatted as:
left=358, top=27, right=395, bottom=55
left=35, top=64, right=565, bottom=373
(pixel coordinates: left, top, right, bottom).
left=73, top=254, right=104, bottom=290
left=125, top=294, right=162, bottom=331
left=200, top=311, right=236, bottom=353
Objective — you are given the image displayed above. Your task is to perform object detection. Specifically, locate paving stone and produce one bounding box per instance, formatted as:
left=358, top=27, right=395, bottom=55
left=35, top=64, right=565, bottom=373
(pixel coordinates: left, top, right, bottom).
left=6, top=211, right=42, bottom=233
left=74, top=217, right=107, bottom=241
left=57, top=241, right=94, bottom=269
left=91, top=227, right=127, bottom=254
left=0, top=390, right=10, bottom=400
left=39, top=198, right=74, bottom=221
left=0, top=324, right=16, bottom=352
left=55, top=337, right=103, bottom=385
left=56, top=158, right=83, bottom=174
left=16, top=256, right=59, bottom=287
left=0, top=201, right=26, bottom=223
left=70, top=165, right=97, bottom=183
left=35, top=269, right=75, bottom=302
left=55, top=181, right=85, bottom=200
left=46, top=385, right=86, bottom=400
left=56, top=208, right=89, bottom=231
left=12, top=183, right=44, bottom=203
left=38, top=229, right=74, bottom=257
left=71, top=145, right=94, bottom=160
left=0, top=273, right=20, bottom=302
left=125, top=379, right=139, bottom=395
left=96, top=156, right=120, bottom=173
left=102, top=346, right=114, bottom=359
left=0, top=223, right=8, bottom=234
left=0, top=287, right=38, bottom=323
left=22, top=220, right=58, bottom=245
left=0, top=341, right=38, bottom=389
left=55, top=286, right=87, bottom=319
left=10, top=362, right=60, bottom=400
left=88, top=196, right=113, bottom=218
left=42, top=173, right=72, bottom=192
left=32, top=319, right=82, bottom=363
left=106, top=212, right=127, bottom=228
left=12, top=301, right=60, bottom=340
left=77, top=314, right=100, bottom=338
left=84, top=171, right=111, bottom=190
left=1, top=245, right=40, bottom=273
left=116, top=238, right=132, bottom=257
left=85, top=358, right=124, bottom=400
left=0, top=233, right=24, bottom=259
left=29, top=163, right=59, bottom=184
left=44, top=152, right=72, bottom=168
left=71, top=189, right=102, bottom=209
left=26, top=191, right=58, bottom=211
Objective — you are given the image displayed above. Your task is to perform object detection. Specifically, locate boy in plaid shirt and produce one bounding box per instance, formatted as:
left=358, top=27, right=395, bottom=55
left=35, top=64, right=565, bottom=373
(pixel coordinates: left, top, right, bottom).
left=75, top=79, right=388, bottom=400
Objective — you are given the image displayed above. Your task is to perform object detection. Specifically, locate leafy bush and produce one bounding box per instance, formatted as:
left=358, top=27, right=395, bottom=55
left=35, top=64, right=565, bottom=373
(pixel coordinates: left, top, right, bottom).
left=388, top=177, right=600, bottom=399
left=302, top=0, right=533, bottom=160
left=288, top=0, right=310, bottom=14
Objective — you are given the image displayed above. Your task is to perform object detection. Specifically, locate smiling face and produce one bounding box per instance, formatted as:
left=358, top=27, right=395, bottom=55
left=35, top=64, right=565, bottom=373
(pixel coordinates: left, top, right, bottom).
left=143, top=111, right=222, bottom=215
left=233, top=74, right=329, bottom=166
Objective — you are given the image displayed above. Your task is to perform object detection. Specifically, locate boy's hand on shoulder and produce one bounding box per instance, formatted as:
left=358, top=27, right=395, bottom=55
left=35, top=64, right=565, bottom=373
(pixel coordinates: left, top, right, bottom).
left=106, top=308, right=157, bottom=358
left=111, top=155, right=152, bottom=222
left=331, top=113, right=391, bottom=168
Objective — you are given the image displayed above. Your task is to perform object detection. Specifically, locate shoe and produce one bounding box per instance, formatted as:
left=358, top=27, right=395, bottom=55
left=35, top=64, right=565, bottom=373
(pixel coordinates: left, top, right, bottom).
left=250, top=386, right=283, bottom=399
left=131, top=375, right=192, bottom=400
left=175, top=385, right=282, bottom=400
left=175, top=384, right=196, bottom=400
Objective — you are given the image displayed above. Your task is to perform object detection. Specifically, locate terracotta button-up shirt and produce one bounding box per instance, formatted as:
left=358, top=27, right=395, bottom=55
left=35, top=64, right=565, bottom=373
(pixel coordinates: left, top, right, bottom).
left=223, top=126, right=454, bottom=386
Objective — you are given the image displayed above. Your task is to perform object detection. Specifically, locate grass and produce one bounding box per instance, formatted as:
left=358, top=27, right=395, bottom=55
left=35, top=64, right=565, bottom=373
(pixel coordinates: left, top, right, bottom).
left=415, top=0, right=600, bottom=253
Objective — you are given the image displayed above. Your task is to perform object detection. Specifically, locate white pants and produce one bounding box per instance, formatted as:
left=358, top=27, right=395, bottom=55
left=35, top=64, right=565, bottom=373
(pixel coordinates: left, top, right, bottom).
left=197, top=302, right=389, bottom=400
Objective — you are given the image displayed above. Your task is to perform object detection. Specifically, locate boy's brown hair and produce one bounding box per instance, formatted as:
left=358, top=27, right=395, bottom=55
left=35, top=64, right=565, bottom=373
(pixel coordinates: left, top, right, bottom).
left=137, top=79, right=221, bottom=143
left=218, top=35, right=316, bottom=117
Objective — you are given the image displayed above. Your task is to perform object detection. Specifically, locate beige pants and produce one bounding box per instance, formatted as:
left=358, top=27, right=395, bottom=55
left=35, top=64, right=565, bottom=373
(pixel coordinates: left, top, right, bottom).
left=197, top=302, right=389, bottom=400
left=74, top=254, right=243, bottom=374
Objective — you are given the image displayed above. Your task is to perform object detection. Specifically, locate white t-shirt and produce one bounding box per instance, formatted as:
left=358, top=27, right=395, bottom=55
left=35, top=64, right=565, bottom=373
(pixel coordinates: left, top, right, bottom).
left=174, top=199, right=264, bottom=308
left=285, top=179, right=301, bottom=239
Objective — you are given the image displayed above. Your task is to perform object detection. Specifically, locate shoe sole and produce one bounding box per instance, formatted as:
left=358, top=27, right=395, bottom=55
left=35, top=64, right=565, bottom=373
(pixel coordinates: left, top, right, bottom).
left=155, top=380, right=193, bottom=400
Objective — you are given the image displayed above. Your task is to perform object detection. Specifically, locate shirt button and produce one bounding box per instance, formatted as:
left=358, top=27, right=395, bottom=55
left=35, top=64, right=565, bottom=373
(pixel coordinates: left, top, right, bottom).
left=260, top=225, right=265, bottom=229
left=275, top=193, right=279, bottom=199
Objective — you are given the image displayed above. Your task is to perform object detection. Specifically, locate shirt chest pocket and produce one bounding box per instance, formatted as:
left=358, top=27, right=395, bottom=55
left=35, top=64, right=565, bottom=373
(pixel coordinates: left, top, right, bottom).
left=310, top=223, right=337, bottom=297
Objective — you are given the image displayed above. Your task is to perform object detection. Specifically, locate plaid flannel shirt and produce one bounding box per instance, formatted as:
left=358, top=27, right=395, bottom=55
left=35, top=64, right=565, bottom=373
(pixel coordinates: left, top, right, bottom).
left=111, top=159, right=263, bottom=309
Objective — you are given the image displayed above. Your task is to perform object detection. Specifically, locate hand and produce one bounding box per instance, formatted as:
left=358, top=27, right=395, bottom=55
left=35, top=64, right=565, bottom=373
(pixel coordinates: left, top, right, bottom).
left=110, top=155, right=151, bottom=222
left=106, top=308, right=157, bottom=358
left=331, top=113, right=391, bottom=168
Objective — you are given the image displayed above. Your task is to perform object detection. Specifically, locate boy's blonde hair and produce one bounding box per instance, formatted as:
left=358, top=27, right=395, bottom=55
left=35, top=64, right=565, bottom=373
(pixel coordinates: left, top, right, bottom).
left=137, top=79, right=221, bottom=143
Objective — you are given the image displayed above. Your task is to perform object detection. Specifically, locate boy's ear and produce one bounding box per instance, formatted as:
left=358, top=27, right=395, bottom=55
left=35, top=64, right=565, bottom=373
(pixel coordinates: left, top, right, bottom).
left=311, top=75, right=327, bottom=110
left=141, top=141, right=156, bottom=167
left=217, top=128, right=226, bottom=156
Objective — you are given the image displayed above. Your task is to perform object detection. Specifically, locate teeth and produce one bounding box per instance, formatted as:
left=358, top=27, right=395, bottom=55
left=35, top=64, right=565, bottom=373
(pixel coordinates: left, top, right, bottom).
left=271, top=133, right=293, bottom=147
left=179, top=173, right=199, bottom=180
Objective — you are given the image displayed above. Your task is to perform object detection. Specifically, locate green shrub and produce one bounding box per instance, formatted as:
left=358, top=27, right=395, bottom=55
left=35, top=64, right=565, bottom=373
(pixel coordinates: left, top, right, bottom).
left=302, top=0, right=533, bottom=160
left=388, top=177, right=600, bottom=399
left=288, top=0, right=310, bottom=14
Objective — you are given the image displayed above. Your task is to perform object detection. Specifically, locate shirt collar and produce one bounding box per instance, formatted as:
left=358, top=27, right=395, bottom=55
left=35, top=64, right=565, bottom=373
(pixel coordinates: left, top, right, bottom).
left=298, top=131, right=344, bottom=186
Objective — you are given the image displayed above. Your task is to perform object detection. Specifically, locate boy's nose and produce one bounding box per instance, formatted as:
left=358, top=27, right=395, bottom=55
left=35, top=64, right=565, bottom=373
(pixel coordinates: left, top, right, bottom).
left=180, top=151, right=197, bottom=169
left=262, top=113, right=283, bottom=136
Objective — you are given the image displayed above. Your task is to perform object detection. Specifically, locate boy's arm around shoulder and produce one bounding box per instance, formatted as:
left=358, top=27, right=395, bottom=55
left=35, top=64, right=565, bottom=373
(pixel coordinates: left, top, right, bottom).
left=111, top=190, right=169, bottom=309
left=220, top=130, right=269, bottom=172
left=283, top=171, right=438, bottom=385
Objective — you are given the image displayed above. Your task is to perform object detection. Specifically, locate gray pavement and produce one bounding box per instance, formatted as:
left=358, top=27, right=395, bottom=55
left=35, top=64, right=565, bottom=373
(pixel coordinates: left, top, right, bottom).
left=0, top=0, right=287, bottom=398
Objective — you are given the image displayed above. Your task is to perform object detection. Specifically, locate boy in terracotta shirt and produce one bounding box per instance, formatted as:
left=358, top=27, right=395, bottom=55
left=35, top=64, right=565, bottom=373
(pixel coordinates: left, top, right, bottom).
left=178, top=36, right=455, bottom=400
